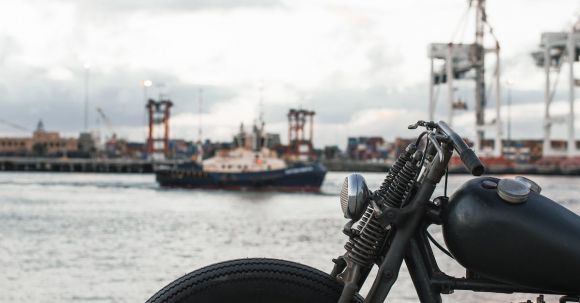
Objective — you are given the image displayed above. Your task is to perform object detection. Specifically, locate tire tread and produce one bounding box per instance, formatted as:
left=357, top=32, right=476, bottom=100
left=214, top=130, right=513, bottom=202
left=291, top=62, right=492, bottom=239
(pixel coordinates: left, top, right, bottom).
left=146, top=258, right=362, bottom=303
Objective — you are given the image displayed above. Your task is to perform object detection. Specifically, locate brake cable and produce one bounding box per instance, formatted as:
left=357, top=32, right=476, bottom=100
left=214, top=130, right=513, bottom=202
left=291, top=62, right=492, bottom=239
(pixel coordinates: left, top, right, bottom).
left=414, top=131, right=428, bottom=146
left=427, top=165, right=455, bottom=260
left=427, top=231, right=455, bottom=260
left=411, top=125, right=456, bottom=259
left=418, top=135, right=430, bottom=168
left=444, top=165, right=449, bottom=197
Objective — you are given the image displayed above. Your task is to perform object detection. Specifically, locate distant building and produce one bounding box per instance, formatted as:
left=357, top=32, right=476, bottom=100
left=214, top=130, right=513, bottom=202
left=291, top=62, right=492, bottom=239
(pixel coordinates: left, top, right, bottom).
left=78, top=132, right=97, bottom=156
left=102, top=134, right=148, bottom=159
left=0, top=136, right=28, bottom=156
left=323, top=145, right=341, bottom=160
left=347, top=136, right=390, bottom=160
left=126, top=142, right=146, bottom=159
left=498, top=139, right=580, bottom=163
left=0, top=120, right=79, bottom=157
left=392, top=138, right=415, bottom=158
left=168, top=139, right=194, bottom=160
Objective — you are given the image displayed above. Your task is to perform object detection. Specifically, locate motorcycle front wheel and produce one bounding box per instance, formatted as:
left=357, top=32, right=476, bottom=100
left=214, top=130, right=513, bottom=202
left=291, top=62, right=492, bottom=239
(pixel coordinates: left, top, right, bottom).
left=146, top=258, right=363, bottom=303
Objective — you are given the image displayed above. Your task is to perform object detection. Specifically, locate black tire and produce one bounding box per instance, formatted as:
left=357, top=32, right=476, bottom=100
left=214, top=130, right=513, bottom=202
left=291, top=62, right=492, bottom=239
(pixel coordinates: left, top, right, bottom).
left=146, top=258, right=363, bottom=303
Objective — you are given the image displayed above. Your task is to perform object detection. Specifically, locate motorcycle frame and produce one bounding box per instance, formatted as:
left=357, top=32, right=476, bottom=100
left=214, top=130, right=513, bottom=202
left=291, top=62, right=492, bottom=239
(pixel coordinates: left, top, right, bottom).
left=361, top=139, right=574, bottom=303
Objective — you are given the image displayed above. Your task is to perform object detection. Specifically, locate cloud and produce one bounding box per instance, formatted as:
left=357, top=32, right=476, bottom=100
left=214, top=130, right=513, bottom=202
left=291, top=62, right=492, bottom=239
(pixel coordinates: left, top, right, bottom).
left=0, top=0, right=579, bottom=150
left=0, top=64, right=237, bottom=136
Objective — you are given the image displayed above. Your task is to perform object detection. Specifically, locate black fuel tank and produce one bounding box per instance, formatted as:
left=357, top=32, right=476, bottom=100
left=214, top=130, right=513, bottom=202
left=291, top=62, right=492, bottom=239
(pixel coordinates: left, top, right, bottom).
left=442, top=177, right=580, bottom=294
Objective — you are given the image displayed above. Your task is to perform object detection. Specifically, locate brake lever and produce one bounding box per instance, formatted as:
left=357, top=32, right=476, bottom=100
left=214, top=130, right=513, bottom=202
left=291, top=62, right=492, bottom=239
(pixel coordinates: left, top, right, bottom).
left=408, top=120, right=438, bottom=130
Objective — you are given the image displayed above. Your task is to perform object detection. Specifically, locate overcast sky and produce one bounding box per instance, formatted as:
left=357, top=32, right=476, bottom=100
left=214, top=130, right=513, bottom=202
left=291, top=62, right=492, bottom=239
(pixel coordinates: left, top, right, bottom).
left=0, top=0, right=579, bottom=148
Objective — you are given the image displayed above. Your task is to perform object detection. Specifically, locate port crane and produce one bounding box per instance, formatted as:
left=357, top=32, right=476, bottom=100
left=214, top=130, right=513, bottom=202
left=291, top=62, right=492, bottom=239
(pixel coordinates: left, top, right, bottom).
left=95, top=107, right=117, bottom=139
left=428, top=0, right=502, bottom=157
left=531, top=18, right=580, bottom=157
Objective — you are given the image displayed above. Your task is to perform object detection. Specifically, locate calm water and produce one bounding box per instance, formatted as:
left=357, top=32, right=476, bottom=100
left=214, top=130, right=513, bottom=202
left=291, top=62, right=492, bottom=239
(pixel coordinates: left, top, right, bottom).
left=0, top=172, right=578, bottom=303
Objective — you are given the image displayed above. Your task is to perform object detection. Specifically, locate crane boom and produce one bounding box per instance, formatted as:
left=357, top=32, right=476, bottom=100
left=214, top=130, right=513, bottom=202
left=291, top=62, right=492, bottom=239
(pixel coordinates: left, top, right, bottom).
left=96, top=107, right=115, bottom=137
left=0, top=118, right=29, bottom=132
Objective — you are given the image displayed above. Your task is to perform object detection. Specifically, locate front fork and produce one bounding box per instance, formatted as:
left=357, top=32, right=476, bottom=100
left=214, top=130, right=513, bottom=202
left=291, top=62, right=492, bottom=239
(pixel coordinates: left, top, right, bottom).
left=330, top=179, right=437, bottom=303
left=331, top=256, right=366, bottom=303
left=364, top=180, right=437, bottom=303
left=332, top=142, right=452, bottom=303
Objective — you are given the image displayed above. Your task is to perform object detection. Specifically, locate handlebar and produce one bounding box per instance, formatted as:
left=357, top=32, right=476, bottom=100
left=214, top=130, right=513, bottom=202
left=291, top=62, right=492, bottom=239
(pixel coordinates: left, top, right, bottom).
left=437, top=121, right=485, bottom=176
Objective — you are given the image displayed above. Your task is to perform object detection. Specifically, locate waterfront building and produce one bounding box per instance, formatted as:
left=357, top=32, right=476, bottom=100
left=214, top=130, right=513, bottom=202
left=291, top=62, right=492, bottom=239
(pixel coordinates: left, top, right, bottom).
left=0, top=121, right=78, bottom=157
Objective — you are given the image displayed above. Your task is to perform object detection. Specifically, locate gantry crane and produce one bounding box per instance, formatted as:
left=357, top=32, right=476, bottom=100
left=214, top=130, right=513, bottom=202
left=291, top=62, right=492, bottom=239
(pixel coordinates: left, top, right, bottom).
left=531, top=18, right=580, bottom=157
left=428, top=0, right=502, bottom=157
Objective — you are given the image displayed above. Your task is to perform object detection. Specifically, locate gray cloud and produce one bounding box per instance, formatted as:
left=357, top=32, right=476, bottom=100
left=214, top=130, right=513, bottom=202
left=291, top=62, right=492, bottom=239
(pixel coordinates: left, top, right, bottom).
left=0, top=65, right=236, bottom=135
left=0, top=0, right=575, bottom=146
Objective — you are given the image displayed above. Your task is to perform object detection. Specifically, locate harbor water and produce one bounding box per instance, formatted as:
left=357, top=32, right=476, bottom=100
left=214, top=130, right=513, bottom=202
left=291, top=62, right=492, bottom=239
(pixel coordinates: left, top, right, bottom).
left=0, top=172, right=578, bottom=303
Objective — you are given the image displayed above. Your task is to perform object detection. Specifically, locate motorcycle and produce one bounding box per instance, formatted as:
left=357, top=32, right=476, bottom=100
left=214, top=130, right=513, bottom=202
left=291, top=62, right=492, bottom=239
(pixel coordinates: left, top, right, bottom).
left=146, top=121, right=580, bottom=303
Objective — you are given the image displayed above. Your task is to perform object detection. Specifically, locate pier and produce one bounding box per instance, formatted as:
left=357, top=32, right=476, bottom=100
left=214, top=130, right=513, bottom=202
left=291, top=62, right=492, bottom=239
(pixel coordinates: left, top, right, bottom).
left=0, top=157, right=578, bottom=175
left=0, top=157, right=183, bottom=173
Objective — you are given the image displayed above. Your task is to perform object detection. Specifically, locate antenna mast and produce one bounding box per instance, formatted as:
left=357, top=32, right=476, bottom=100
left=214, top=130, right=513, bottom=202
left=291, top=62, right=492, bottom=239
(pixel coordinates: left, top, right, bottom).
left=198, top=88, right=203, bottom=143
left=259, top=81, right=265, bottom=129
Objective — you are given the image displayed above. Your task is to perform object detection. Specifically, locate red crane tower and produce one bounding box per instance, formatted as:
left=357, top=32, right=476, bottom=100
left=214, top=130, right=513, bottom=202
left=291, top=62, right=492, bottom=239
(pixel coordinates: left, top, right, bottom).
left=146, top=98, right=173, bottom=159
left=287, top=108, right=315, bottom=161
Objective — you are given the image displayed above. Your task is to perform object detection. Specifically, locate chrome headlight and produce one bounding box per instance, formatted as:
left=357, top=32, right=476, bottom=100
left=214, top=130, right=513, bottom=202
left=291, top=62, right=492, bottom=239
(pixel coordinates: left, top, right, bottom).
left=340, top=173, right=370, bottom=220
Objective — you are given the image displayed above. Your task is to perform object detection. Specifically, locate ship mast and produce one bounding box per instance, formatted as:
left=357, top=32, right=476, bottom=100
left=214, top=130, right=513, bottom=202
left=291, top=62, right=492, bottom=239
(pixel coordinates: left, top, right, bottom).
left=259, top=82, right=265, bottom=130
left=251, top=82, right=266, bottom=152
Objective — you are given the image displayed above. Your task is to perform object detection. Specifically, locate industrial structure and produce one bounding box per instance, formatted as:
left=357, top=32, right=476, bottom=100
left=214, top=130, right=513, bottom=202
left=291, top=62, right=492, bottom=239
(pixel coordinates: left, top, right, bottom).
left=287, top=108, right=315, bottom=161
left=146, top=98, right=173, bottom=159
left=428, top=0, right=502, bottom=157
left=531, top=20, right=580, bottom=157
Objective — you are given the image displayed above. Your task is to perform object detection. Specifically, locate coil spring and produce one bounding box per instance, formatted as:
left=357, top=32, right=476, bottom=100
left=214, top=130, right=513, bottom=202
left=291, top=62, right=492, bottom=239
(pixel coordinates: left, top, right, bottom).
left=375, top=144, right=416, bottom=202
left=380, top=154, right=421, bottom=208
left=344, top=205, right=385, bottom=265
left=344, top=144, right=421, bottom=267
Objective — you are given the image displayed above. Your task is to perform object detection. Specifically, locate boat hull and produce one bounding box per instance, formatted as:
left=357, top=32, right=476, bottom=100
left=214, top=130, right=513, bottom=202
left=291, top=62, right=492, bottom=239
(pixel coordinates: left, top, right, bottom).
left=155, top=163, right=327, bottom=192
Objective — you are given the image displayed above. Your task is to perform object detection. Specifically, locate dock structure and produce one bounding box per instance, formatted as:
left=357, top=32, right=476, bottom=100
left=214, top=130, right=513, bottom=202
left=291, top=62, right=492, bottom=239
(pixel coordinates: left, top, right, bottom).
left=287, top=109, right=316, bottom=161
left=428, top=0, right=503, bottom=157
left=146, top=98, right=173, bottom=159
left=0, top=157, right=183, bottom=173
left=531, top=21, right=580, bottom=157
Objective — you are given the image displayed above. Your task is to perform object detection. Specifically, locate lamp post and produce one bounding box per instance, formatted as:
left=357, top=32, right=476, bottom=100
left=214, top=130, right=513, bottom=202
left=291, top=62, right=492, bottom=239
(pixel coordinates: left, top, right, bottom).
left=83, top=62, right=91, bottom=132
left=143, top=80, right=153, bottom=101
left=198, top=88, right=203, bottom=144
left=505, top=79, right=514, bottom=156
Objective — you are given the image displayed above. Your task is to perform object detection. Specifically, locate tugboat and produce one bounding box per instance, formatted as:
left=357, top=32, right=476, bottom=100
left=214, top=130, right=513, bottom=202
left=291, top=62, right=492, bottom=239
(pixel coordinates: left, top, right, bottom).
left=155, top=120, right=327, bottom=192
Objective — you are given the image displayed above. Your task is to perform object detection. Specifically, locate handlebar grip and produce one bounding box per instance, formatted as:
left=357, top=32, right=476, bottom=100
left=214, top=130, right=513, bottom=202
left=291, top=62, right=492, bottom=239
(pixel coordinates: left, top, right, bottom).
left=459, top=149, right=485, bottom=176
left=438, top=121, right=485, bottom=176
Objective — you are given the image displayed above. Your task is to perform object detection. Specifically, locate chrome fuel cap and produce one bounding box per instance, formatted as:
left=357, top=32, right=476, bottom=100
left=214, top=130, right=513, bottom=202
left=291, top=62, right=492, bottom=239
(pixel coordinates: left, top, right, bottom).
left=514, top=176, right=542, bottom=194
left=497, top=179, right=530, bottom=204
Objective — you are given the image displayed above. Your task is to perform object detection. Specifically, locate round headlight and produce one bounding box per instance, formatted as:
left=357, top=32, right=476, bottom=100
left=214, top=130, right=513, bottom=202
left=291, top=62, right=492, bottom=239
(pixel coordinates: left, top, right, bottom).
left=340, top=173, right=370, bottom=220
